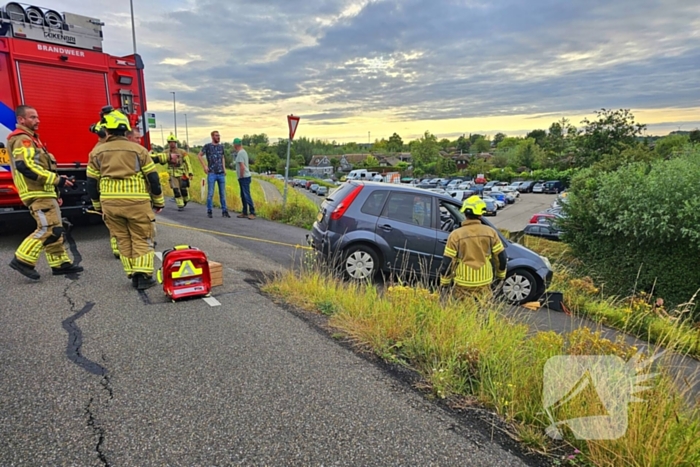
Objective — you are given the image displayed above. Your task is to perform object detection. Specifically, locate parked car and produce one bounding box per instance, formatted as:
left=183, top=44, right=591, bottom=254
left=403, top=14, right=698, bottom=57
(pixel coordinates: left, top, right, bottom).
left=501, top=186, right=520, bottom=199
left=482, top=198, right=498, bottom=216
left=532, top=181, right=546, bottom=193
left=487, top=192, right=507, bottom=208
left=310, top=184, right=320, bottom=193
left=317, top=186, right=328, bottom=197
left=446, top=189, right=474, bottom=201
left=457, top=181, right=473, bottom=190
left=543, top=180, right=564, bottom=194
left=529, top=212, right=560, bottom=224
left=524, top=223, right=563, bottom=241
left=517, top=181, right=535, bottom=193
left=309, top=181, right=553, bottom=304
left=507, top=182, right=522, bottom=191
left=305, top=180, right=314, bottom=190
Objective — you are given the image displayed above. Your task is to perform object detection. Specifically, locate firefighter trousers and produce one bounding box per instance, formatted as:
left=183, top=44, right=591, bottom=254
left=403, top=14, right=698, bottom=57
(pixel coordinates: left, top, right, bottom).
left=170, top=175, right=189, bottom=208
left=15, top=198, right=72, bottom=268
left=102, top=199, right=156, bottom=277
left=453, top=285, right=493, bottom=302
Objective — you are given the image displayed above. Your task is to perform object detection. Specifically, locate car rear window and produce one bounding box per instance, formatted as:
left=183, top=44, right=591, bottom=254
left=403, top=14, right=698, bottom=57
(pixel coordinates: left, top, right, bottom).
left=361, top=190, right=389, bottom=216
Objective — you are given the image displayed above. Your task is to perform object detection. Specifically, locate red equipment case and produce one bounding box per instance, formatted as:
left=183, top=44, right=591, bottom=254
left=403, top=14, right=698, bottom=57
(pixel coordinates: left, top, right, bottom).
left=157, top=245, right=211, bottom=301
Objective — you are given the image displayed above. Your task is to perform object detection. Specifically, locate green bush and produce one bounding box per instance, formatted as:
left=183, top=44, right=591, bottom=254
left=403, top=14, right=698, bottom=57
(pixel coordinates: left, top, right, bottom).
left=561, top=144, right=700, bottom=313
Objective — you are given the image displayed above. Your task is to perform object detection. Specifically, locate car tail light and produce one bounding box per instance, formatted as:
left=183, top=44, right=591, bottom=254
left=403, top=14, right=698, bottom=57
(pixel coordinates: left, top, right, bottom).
left=330, top=185, right=363, bottom=221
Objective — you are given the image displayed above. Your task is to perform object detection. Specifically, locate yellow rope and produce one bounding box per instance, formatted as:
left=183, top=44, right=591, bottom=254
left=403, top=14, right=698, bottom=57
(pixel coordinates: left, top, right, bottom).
left=157, top=221, right=313, bottom=250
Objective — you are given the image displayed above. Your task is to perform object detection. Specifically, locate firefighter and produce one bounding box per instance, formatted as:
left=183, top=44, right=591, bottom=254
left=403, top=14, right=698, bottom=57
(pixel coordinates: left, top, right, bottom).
left=439, top=196, right=507, bottom=299
left=7, top=105, right=83, bottom=280
left=151, top=133, right=193, bottom=211
left=87, top=109, right=164, bottom=290
left=89, top=120, right=120, bottom=259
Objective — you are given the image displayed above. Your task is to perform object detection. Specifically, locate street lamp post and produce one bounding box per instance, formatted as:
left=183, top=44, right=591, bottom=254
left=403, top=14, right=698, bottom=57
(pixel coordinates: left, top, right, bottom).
left=171, top=91, right=177, bottom=139
left=160, top=125, right=164, bottom=146
left=184, top=113, right=189, bottom=150
left=129, top=0, right=149, bottom=147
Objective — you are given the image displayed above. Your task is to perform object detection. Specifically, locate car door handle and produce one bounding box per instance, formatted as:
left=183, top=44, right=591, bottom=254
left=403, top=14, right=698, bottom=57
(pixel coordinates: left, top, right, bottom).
left=380, top=224, right=393, bottom=231
left=438, top=238, right=448, bottom=244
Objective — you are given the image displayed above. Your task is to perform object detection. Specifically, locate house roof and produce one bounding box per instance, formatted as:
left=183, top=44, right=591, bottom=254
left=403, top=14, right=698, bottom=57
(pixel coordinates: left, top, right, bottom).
left=309, top=155, right=332, bottom=167
left=342, top=154, right=371, bottom=163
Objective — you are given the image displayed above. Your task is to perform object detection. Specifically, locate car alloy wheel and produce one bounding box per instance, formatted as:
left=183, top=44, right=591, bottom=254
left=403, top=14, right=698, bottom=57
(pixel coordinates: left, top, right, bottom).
left=344, top=246, right=378, bottom=280
left=502, top=269, right=537, bottom=304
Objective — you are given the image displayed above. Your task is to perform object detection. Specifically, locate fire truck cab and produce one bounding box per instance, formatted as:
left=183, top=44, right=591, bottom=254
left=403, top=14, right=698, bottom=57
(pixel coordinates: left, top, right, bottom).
left=0, top=2, right=150, bottom=220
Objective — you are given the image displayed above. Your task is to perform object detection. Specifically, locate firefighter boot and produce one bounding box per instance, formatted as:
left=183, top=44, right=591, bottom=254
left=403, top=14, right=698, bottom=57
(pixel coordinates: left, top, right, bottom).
left=9, top=257, right=40, bottom=281
left=52, top=262, right=84, bottom=275
left=135, top=273, right=157, bottom=290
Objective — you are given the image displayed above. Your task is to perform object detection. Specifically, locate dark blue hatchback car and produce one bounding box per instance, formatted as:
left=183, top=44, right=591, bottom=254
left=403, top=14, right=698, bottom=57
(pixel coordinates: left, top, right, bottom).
left=309, top=181, right=553, bottom=304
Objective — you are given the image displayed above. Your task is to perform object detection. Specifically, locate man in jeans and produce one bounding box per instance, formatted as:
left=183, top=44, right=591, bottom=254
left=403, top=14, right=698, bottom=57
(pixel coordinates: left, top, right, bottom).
left=233, top=138, right=255, bottom=219
left=197, top=130, right=230, bottom=218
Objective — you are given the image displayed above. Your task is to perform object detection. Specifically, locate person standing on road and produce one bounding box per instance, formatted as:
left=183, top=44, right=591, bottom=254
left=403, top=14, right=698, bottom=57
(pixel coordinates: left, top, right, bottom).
left=87, top=109, right=164, bottom=290
left=7, top=105, right=84, bottom=280
left=90, top=118, right=121, bottom=259
left=233, top=137, right=255, bottom=219
left=197, top=130, right=229, bottom=218
left=439, top=196, right=507, bottom=299
left=152, top=133, right=193, bottom=211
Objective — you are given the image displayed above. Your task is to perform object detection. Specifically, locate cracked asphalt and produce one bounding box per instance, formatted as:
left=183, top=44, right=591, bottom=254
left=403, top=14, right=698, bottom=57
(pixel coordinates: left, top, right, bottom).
left=0, top=203, right=538, bottom=466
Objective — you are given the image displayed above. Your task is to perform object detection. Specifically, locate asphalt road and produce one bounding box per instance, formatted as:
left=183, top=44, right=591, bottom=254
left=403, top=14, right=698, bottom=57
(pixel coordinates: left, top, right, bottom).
left=486, top=193, right=557, bottom=232
left=0, top=203, right=535, bottom=466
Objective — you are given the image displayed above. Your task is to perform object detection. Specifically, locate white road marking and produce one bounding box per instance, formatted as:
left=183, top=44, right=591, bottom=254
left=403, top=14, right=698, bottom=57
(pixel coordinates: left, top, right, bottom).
left=203, top=296, right=221, bottom=307
left=155, top=251, right=163, bottom=261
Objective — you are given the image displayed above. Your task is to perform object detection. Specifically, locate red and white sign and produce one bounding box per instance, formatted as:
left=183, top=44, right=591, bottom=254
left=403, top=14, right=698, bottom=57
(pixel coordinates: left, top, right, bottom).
left=287, top=114, right=300, bottom=140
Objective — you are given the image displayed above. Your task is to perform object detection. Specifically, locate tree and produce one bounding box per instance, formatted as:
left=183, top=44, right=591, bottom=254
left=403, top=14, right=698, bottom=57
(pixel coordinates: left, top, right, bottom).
left=372, top=138, right=388, bottom=152
left=363, top=155, right=379, bottom=168
left=690, top=129, right=700, bottom=144
left=577, top=109, right=646, bottom=166
left=515, top=139, right=544, bottom=169
left=526, top=129, right=547, bottom=147
left=254, top=151, right=279, bottom=173
left=497, top=137, right=521, bottom=150
left=411, top=131, right=440, bottom=168
left=469, top=133, right=484, bottom=144
left=654, top=134, right=689, bottom=159
left=455, top=135, right=471, bottom=153
left=438, top=138, right=452, bottom=150
left=471, top=136, right=491, bottom=154
left=493, top=132, right=507, bottom=146
left=436, top=156, right=457, bottom=175
left=330, top=157, right=340, bottom=172
left=387, top=133, right=404, bottom=153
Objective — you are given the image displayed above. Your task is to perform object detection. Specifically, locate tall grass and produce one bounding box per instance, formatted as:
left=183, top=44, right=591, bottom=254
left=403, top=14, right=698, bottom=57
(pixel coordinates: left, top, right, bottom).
left=519, top=236, right=700, bottom=360
left=263, top=270, right=700, bottom=466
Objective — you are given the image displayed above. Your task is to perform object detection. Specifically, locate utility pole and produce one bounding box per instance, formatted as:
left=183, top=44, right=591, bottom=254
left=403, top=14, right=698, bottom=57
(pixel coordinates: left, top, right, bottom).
left=170, top=91, right=177, bottom=138
left=184, top=113, right=189, bottom=150
left=160, top=125, right=164, bottom=146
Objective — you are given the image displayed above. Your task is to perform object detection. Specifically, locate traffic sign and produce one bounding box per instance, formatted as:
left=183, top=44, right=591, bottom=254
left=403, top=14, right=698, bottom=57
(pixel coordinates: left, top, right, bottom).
left=288, top=114, right=300, bottom=140
left=147, top=112, right=157, bottom=129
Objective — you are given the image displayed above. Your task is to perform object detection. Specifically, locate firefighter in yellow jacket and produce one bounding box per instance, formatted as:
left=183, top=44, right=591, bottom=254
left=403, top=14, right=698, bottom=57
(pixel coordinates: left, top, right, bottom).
left=87, top=109, right=164, bottom=290
left=439, top=196, right=507, bottom=299
left=7, top=105, right=83, bottom=280
left=151, top=133, right=193, bottom=211
left=89, top=119, right=121, bottom=259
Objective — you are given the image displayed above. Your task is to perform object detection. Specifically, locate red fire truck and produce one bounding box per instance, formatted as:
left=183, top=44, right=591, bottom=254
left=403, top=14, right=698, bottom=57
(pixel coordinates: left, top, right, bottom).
left=0, top=2, right=150, bottom=220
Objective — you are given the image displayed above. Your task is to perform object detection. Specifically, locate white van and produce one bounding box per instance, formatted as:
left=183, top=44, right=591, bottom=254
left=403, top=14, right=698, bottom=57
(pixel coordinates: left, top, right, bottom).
left=346, top=169, right=368, bottom=180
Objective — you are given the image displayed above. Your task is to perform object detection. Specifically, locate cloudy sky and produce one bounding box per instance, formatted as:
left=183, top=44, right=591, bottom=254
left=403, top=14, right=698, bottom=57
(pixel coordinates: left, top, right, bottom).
left=39, top=0, right=700, bottom=144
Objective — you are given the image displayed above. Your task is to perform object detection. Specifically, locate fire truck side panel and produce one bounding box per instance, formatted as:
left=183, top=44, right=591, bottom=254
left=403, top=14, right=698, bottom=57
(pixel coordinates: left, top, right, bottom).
left=0, top=36, right=149, bottom=219
left=18, top=63, right=109, bottom=167
left=0, top=40, right=20, bottom=207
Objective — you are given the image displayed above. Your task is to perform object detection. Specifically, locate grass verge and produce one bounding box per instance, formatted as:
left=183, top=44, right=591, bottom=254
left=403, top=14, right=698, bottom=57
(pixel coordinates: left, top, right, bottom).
left=519, top=236, right=700, bottom=360
left=263, top=269, right=700, bottom=466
